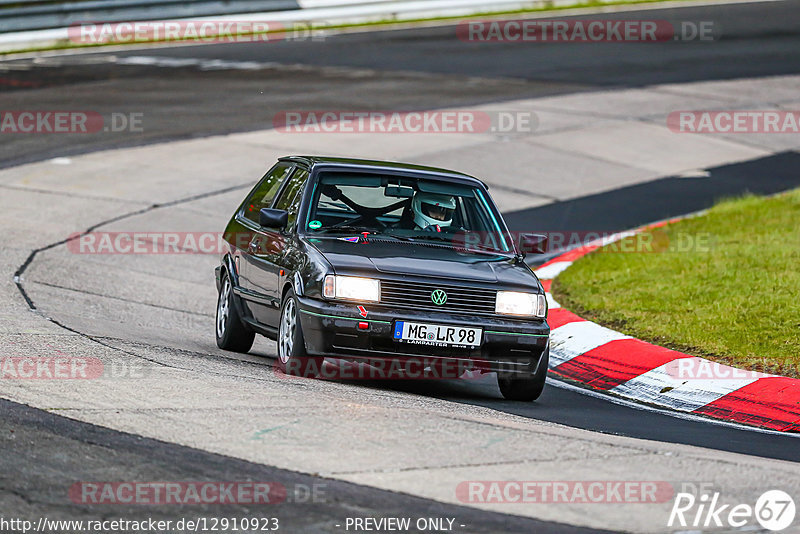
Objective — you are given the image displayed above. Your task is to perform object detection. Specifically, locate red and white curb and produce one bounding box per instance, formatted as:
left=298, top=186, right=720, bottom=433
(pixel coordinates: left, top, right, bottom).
left=536, top=220, right=800, bottom=433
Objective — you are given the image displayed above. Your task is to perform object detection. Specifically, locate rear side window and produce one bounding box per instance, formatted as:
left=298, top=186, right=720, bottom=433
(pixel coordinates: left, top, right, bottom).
left=273, top=168, right=310, bottom=229
left=242, top=163, right=293, bottom=224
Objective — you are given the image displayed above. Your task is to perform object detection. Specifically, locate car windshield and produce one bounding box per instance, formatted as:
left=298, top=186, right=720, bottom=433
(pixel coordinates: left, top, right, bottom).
left=304, top=171, right=512, bottom=253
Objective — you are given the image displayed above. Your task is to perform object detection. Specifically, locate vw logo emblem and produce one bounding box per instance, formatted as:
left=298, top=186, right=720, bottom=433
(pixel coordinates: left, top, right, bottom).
left=431, top=289, right=447, bottom=305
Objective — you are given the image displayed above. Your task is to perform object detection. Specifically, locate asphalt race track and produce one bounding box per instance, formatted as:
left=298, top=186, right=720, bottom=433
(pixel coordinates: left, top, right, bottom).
left=3, top=0, right=800, bottom=167
left=1, top=398, right=600, bottom=533
left=2, top=1, right=800, bottom=532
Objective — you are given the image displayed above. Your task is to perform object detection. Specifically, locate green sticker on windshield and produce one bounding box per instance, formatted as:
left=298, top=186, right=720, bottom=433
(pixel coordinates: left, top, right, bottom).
left=309, top=220, right=322, bottom=230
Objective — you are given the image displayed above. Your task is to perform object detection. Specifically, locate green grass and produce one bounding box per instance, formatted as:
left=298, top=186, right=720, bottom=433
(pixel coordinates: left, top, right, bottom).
left=552, top=189, right=800, bottom=377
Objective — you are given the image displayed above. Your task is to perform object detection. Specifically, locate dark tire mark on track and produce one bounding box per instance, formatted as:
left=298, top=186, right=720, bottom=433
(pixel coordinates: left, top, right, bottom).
left=0, top=399, right=605, bottom=533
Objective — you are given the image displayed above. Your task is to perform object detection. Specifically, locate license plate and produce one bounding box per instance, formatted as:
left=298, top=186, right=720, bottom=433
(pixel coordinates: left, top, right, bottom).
left=393, top=321, right=482, bottom=348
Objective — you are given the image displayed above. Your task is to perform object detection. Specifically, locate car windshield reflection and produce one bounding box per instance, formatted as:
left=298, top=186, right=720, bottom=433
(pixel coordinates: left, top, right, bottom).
left=305, top=172, right=512, bottom=254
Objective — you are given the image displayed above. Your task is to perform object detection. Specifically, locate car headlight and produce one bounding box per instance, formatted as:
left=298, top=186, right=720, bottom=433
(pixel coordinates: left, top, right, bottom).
left=323, top=275, right=380, bottom=302
left=495, top=291, right=546, bottom=318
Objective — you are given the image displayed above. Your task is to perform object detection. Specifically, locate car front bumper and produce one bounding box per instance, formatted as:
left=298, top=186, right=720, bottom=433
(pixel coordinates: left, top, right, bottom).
left=296, top=295, right=549, bottom=378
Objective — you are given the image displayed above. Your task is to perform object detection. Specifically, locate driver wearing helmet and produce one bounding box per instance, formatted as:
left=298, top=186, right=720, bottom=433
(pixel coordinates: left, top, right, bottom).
left=412, top=192, right=456, bottom=231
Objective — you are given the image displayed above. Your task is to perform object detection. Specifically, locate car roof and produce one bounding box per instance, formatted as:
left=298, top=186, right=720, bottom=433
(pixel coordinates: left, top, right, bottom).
left=278, top=155, right=488, bottom=189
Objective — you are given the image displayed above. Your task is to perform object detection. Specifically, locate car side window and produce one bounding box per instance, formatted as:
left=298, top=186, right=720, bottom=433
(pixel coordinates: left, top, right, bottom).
left=273, top=168, right=310, bottom=230
left=242, top=162, right=293, bottom=225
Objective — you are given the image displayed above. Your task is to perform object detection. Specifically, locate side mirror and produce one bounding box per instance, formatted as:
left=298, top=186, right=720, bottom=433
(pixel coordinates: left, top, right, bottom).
left=518, top=233, right=548, bottom=256
left=259, top=208, right=288, bottom=229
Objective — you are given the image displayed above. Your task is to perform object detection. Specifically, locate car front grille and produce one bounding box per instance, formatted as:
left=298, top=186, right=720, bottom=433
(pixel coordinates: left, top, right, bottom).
left=379, top=279, right=496, bottom=316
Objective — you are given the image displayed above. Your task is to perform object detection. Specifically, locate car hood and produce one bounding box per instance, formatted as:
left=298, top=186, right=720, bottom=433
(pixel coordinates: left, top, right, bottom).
left=305, top=236, right=538, bottom=288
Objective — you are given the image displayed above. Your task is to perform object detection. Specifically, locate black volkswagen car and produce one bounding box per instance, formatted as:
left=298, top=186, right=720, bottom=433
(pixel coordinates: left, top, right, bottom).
left=215, top=156, right=550, bottom=401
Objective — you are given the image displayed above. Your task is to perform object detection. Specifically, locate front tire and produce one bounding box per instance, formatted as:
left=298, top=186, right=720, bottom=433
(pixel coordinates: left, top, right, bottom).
left=216, top=272, right=255, bottom=353
left=277, top=289, right=323, bottom=377
left=497, top=346, right=549, bottom=402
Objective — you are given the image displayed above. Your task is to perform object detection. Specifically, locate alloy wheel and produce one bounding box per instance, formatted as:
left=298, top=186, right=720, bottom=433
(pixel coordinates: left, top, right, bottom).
left=279, top=298, right=296, bottom=364
left=216, top=278, right=231, bottom=338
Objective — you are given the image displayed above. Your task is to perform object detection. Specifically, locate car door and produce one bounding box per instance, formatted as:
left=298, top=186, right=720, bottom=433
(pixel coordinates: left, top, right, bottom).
left=245, top=167, right=310, bottom=327
left=234, top=162, right=294, bottom=321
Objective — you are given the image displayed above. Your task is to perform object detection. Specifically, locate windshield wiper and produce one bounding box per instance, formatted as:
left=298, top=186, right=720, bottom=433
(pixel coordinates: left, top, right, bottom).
left=372, top=232, right=414, bottom=242
left=406, top=233, right=451, bottom=242
left=409, top=233, right=514, bottom=257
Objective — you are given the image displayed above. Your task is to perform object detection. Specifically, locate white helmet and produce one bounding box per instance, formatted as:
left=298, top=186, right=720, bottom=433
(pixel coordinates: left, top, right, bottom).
left=412, top=192, right=456, bottom=229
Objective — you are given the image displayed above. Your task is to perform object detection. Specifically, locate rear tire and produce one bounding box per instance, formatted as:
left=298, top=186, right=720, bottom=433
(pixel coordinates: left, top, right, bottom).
left=497, top=347, right=549, bottom=402
left=215, top=272, right=255, bottom=353
left=277, top=289, right=323, bottom=377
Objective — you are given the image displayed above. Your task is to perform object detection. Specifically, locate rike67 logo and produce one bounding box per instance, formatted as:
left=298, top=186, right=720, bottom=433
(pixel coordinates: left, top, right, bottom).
left=669, top=490, right=795, bottom=531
